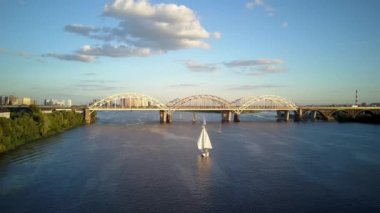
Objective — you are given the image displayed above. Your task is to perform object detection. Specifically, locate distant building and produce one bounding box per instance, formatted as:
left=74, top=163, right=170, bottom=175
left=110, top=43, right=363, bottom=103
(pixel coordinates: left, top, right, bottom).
left=9, top=95, right=18, bottom=105
left=0, top=95, right=36, bottom=106
left=0, top=96, right=9, bottom=105
left=44, top=99, right=66, bottom=106
left=21, top=97, right=32, bottom=105
left=67, top=99, right=72, bottom=107
left=0, top=108, right=10, bottom=119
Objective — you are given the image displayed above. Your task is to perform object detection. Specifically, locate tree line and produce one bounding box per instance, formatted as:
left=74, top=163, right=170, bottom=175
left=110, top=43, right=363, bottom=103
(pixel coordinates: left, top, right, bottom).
left=0, top=106, right=86, bottom=153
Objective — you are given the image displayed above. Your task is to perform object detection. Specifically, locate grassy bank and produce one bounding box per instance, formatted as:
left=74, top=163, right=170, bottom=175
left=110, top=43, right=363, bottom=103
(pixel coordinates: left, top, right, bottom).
left=0, top=106, right=85, bottom=154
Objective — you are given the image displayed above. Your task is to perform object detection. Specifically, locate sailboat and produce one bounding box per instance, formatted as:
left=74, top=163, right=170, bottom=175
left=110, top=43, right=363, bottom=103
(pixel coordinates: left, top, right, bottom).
left=197, top=119, right=212, bottom=157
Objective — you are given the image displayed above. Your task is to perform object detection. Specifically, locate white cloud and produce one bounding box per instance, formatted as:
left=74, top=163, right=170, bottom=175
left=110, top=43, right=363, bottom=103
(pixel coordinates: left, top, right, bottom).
left=246, top=0, right=263, bottom=9
left=102, top=0, right=211, bottom=50
left=282, top=21, right=288, bottom=28
left=17, top=51, right=32, bottom=58
left=213, top=32, right=222, bottom=40
left=246, top=0, right=275, bottom=16
left=65, top=24, right=98, bottom=36
left=78, top=44, right=159, bottom=57
left=224, top=58, right=286, bottom=75
left=265, top=6, right=276, bottom=16
left=249, top=65, right=287, bottom=75
left=260, top=65, right=286, bottom=73
left=183, top=60, right=218, bottom=72
left=224, top=59, right=284, bottom=67
left=42, top=53, right=96, bottom=62
left=49, top=0, right=215, bottom=62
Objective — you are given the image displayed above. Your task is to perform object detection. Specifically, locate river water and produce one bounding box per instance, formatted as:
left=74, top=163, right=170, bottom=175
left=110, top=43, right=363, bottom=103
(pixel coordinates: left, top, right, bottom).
left=0, top=112, right=379, bottom=213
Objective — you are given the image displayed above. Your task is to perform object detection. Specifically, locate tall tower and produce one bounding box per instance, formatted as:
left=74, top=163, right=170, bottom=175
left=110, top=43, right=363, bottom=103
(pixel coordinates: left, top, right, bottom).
left=355, top=89, right=358, bottom=105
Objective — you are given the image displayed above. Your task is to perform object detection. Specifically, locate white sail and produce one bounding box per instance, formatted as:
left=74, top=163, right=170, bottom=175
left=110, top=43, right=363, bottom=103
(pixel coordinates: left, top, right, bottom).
left=197, top=127, right=212, bottom=150
left=202, top=128, right=212, bottom=149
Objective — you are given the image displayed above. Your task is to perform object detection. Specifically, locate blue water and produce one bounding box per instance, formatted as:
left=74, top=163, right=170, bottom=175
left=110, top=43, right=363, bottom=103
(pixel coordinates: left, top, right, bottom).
left=1, top=111, right=379, bottom=212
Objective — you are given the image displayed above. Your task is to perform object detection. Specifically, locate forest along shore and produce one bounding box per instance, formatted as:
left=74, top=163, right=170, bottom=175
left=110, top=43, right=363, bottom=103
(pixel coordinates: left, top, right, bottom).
left=0, top=106, right=93, bottom=154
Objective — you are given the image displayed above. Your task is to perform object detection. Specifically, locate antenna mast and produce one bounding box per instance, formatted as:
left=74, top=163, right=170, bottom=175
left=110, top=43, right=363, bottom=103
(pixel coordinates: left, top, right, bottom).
left=355, top=89, right=358, bottom=105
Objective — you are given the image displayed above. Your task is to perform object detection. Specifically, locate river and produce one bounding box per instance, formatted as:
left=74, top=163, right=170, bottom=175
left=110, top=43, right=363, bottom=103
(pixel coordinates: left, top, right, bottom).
left=1, top=111, right=379, bottom=212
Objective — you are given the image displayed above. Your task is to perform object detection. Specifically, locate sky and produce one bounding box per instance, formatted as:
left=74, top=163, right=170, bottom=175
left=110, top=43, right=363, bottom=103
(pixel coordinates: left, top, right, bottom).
left=0, top=0, right=379, bottom=105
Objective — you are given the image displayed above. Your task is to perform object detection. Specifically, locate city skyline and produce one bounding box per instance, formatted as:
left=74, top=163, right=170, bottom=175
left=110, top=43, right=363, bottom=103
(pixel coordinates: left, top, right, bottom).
left=1, top=0, right=379, bottom=105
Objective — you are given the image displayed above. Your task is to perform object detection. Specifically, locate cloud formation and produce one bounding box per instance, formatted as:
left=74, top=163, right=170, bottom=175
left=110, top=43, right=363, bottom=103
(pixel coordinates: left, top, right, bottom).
left=246, top=0, right=263, bottom=9
left=282, top=21, right=288, bottom=28
left=213, top=32, right=222, bottom=40
left=225, top=58, right=286, bottom=75
left=183, top=60, right=218, bottom=72
left=72, top=84, right=124, bottom=90
left=103, top=0, right=213, bottom=50
left=47, top=0, right=219, bottom=62
left=73, top=79, right=125, bottom=90
left=17, top=51, right=32, bottom=58
left=78, top=44, right=159, bottom=57
left=42, top=53, right=96, bottom=62
left=246, top=0, right=275, bottom=16
left=65, top=24, right=98, bottom=36
left=224, top=59, right=284, bottom=67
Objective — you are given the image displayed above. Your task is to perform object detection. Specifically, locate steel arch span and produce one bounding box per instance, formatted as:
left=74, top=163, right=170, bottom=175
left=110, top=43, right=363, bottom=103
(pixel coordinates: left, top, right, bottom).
left=89, top=92, right=168, bottom=111
left=233, top=95, right=298, bottom=113
left=166, top=95, right=231, bottom=111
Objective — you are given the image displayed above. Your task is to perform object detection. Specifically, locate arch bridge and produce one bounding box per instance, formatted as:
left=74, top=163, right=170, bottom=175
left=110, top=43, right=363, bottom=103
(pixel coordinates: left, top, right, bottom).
left=86, top=92, right=299, bottom=123
left=85, top=92, right=380, bottom=123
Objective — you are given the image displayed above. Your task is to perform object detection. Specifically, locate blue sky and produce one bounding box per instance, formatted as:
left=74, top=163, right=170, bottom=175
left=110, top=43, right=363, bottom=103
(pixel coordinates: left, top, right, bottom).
left=0, top=0, right=379, bottom=105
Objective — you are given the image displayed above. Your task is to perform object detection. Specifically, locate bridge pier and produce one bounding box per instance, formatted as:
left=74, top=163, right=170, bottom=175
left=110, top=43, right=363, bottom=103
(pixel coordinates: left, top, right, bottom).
left=166, top=112, right=172, bottom=123
left=84, top=108, right=92, bottom=124
left=233, top=112, right=240, bottom=122
left=159, top=110, right=172, bottom=123
left=294, top=108, right=303, bottom=121
left=192, top=112, right=197, bottom=123
left=221, top=110, right=232, bottom=122
left=159, top=110, right=167, bottom=123
left=277, top=110, right=290, bottom=121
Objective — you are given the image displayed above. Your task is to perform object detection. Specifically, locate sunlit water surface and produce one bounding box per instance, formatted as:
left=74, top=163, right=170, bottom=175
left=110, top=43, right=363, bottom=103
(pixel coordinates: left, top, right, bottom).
left=1, top=112, right=380, bottom=212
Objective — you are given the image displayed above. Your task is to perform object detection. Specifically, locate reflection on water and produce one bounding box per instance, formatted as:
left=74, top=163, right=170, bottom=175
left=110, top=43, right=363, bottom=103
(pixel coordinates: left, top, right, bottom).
left=197, top=156, right=212, bottom=186
left=0, top=111, right=380, bottom=212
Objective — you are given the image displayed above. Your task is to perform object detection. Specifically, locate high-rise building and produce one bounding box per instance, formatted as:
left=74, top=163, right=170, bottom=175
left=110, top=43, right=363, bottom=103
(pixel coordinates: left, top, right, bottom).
left=0, top=95, right=35, bottom=106
left=0, top=96, right=7, bottom=105
left=21, top=97, right=32, bottom=105
left=9, top=95, right=18, bottom=105
left=44, top=99, right=66, bottom=106
left=67, top=99, right=72, bottom=107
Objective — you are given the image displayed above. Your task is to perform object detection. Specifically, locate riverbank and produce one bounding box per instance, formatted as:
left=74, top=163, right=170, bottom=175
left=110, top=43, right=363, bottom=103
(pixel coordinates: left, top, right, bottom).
left=0, top=106, right=91, bottom=154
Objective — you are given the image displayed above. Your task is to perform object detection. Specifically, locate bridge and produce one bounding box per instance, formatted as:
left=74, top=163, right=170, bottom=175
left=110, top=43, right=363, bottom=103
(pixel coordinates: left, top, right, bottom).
left=85, top=92, right=380, bottom=124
